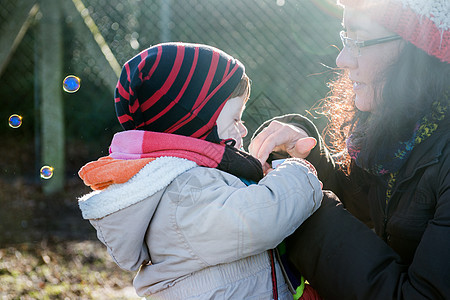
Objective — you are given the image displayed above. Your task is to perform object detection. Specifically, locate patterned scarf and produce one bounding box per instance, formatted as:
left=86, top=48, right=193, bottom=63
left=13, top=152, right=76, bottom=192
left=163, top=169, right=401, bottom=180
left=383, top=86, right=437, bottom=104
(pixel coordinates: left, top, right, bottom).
left=347, top=95, right=448, bottom=203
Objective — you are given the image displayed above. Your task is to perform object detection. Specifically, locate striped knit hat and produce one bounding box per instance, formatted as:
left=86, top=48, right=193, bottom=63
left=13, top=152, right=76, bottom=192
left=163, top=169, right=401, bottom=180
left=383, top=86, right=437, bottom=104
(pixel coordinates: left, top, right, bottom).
left=338, top=0, right=450, bottom=63
left=115, top=42, right=245, bottom=143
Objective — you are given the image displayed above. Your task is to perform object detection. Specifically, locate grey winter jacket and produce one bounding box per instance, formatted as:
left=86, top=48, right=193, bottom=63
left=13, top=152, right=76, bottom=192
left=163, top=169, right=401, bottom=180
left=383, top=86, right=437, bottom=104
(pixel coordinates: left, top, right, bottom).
left=78, top=156, right=322, bottom=299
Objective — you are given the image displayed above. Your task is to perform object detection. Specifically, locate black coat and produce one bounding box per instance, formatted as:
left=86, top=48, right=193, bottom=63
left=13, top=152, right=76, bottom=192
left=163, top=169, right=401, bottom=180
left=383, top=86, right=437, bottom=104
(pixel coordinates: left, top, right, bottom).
left=255, top=114, right=450, bottom=299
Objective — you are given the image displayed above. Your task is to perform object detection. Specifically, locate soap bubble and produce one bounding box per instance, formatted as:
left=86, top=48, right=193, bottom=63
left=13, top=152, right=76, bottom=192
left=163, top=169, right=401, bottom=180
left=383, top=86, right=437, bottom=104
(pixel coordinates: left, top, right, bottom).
left=8, top=114, right=23, bottom=128
left=40, top=166, right=54, bottom=179
left=63, top=75, right=81, bottom=93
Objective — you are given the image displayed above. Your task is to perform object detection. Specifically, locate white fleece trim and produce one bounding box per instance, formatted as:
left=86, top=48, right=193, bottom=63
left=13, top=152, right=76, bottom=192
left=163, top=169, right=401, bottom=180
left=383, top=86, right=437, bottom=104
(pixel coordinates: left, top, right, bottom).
left=78, top=156, right=197, bottom=219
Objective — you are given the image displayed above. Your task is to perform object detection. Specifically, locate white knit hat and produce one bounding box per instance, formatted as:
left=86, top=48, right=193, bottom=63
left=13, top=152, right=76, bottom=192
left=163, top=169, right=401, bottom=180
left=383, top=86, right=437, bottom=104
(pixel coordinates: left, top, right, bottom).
left=338, top=0, right=450, bottom=63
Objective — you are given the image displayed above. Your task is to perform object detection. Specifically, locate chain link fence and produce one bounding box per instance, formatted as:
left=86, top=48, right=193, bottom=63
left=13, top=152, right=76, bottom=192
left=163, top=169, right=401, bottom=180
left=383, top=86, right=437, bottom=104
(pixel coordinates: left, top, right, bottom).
left=77, top=0, right=343, bottom=140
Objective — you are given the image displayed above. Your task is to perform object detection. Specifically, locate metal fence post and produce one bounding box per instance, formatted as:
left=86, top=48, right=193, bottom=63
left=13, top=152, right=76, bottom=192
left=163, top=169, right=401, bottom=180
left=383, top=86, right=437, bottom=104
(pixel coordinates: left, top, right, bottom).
left=159, top=0, right=172, bottom=42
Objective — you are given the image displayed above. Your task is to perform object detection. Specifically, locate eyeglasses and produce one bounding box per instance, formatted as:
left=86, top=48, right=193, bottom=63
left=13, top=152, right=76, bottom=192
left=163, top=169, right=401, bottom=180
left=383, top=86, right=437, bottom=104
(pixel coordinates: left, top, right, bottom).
left=339, top=30, right=402, bottom=57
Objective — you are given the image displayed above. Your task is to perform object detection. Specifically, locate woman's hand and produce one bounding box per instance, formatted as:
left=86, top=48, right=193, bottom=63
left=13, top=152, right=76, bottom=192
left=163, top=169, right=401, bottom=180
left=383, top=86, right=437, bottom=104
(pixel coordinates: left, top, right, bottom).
left=249, top=120, right=317, bottom=171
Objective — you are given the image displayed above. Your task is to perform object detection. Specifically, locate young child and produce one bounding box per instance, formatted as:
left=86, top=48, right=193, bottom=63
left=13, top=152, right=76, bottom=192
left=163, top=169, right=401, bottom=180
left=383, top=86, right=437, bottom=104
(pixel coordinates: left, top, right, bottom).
left=78, top=42, right=322, bottom=299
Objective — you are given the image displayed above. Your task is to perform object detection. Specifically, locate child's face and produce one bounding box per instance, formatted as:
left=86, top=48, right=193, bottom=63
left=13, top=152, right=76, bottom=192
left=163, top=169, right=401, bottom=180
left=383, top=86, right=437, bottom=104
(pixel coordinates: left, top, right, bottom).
left=216, top=96, right=248, bottom=149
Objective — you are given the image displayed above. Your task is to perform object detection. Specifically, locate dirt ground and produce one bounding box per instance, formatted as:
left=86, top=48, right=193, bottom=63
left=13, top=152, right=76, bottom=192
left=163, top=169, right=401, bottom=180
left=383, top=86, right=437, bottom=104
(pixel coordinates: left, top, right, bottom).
left=0, top=176, right=142, bottom=299
left=0, top=240, right=141, bottom=299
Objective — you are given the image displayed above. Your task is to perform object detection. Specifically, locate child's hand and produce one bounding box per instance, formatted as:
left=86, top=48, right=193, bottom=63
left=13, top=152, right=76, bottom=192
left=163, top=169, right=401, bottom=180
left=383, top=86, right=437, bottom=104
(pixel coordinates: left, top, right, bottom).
left=263, top=166, right=274, bottom=175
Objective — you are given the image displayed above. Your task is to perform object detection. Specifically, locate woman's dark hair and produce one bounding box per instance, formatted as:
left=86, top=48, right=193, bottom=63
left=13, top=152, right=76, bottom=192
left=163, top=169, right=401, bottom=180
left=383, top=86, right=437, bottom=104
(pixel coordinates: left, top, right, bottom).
left=321, top=43, right=450, bottom=172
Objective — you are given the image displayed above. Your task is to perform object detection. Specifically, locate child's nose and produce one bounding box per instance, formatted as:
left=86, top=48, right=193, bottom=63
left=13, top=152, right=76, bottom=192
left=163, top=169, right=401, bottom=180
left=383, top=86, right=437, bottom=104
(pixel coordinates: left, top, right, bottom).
left=240, top=123, right=248, bottom=138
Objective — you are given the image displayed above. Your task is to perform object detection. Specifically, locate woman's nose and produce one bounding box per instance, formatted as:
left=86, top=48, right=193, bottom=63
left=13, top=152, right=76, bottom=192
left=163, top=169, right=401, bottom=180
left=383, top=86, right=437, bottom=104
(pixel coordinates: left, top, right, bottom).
left=336, top=47, right=358, bottom=69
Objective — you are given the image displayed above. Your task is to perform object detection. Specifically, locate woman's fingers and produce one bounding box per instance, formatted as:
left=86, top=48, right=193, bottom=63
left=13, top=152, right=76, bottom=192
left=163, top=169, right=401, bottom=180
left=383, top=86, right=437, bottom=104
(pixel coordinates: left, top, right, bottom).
left=249, top=121, right=312, bottom=165
left=249, top=121, right=287, bottom=164
left=248, top=125, right=272, bottom=159
left=290, top=137, right=317, bottom=158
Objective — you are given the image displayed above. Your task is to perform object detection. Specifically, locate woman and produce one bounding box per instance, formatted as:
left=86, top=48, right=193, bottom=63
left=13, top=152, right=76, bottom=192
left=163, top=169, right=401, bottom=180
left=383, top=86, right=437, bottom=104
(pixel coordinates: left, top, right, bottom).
left=249, top=0, right=449, bottom=298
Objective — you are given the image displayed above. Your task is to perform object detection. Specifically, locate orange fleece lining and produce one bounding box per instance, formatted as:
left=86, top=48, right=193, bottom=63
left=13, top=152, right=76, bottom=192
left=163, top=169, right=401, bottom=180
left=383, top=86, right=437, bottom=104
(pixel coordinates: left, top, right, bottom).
left=78, top=156, right=156, bottom=190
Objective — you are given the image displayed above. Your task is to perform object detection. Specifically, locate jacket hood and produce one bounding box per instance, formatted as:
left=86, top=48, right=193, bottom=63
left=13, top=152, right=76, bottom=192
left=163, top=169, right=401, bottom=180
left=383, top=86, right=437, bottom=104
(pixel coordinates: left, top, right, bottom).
left=78, top=156, right=197, bottom=219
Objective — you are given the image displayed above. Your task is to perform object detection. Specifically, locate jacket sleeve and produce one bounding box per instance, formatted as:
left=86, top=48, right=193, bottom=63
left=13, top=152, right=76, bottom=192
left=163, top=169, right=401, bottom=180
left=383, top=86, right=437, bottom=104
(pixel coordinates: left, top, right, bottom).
left=175, top=158, right=323, bottom=266
left=253, top=114, right=372, bottom=226
left=286, top=190, right=450, bottom=299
